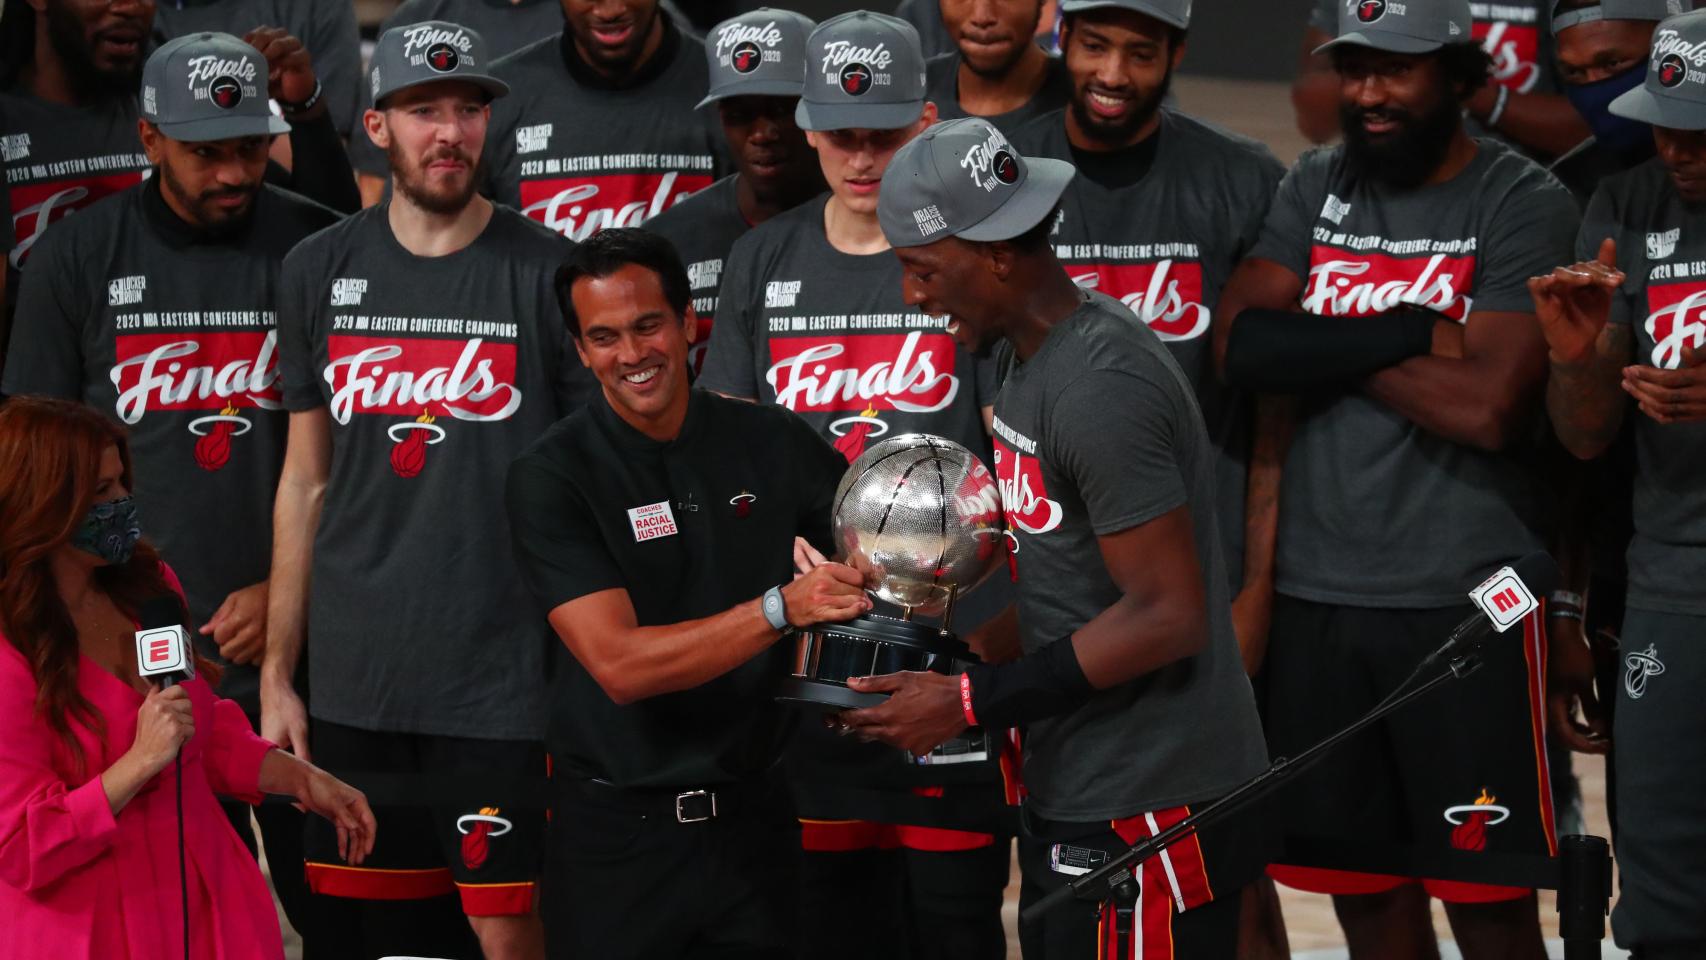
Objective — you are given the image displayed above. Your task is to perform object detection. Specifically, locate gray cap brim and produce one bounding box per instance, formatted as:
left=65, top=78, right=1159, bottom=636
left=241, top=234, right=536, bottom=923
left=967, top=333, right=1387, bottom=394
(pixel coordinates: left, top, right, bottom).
left=954, top=157, right=1075, bottom=243
left=1059, top=0, right=1189, bottom=30
left=377, top=73, right=510, bottom=107
left=1610, top=85, right=1706, bottom=130
left=796, top=97, right=924, bottom=132
left=1313, top=29, right=1444, bottom=56
left=155, top=113, right=291, bottom=142
left=697, top=80, right=805, bottom=110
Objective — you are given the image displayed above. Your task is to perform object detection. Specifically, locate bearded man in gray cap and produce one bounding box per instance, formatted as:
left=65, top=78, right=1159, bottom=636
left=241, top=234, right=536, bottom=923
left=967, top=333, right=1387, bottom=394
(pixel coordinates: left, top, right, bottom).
left=264, top=20, right=583, bottom=960
left=843, top=114, right=1267, bottom=959
left=1533, top=11, right=1706, bottom=955
left=1216, top=0, right=1579, bottom=956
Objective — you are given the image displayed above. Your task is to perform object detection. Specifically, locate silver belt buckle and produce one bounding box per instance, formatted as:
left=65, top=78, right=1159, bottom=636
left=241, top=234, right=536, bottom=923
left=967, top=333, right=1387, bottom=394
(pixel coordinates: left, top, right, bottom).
left=675, top=789, right=716, bottom=823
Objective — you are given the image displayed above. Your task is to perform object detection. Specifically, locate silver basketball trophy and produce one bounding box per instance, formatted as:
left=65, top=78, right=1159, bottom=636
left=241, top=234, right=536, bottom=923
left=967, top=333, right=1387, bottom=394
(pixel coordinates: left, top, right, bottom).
left=778, top=434, right=1006, bottom=711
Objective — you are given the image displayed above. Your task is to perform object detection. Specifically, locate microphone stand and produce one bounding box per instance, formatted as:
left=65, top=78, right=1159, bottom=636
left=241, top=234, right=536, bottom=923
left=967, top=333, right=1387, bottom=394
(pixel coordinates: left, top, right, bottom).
left=1021, top=627, right=1607, bottom=955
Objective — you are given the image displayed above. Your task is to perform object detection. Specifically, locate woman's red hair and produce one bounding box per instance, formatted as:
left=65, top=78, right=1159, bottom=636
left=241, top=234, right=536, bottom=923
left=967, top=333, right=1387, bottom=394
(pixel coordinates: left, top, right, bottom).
left=0, top=397, right=217, bottom=773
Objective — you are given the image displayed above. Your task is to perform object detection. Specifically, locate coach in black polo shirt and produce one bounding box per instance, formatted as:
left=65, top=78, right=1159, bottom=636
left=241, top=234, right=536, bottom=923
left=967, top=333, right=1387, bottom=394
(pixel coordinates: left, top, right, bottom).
left=506, top=228, right=869, bottom=959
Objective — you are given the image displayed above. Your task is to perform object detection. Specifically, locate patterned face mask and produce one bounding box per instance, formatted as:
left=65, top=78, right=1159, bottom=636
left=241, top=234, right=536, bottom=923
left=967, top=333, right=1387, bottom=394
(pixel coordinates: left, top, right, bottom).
left=71, top=496, right=142, bottom=566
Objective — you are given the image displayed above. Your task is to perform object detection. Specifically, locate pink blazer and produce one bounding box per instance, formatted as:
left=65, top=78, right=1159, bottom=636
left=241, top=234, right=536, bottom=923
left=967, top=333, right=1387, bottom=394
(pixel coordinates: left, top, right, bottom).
left=0, top=569, right=283, bottom=960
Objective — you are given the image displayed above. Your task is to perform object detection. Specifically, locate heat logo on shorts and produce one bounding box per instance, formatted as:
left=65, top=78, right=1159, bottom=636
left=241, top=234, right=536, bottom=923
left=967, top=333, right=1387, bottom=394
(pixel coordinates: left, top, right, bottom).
left=456, top=807, right=512, bottom=871
left=1069, top=260, right=1210, bottom=341
left=1624, top=644, right=1665, bottom=700
left=1443, top=787, right=1509, bottom=852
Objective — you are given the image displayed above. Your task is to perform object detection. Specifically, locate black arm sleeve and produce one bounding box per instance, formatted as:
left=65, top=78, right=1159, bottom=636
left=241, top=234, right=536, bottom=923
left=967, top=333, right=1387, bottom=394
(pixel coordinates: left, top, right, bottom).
left=265, top=109, right=361, bottom=214
left=964, top=637, right=1093, bottom=729
left=1223, top=306, right=1437, bottom=392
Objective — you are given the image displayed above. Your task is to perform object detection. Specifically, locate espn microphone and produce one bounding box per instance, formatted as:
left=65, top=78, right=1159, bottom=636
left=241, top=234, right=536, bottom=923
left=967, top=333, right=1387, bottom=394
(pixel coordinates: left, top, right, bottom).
left=1437, top=551, right=1563, bottom=659
left=134, top=595, right=192, bottom=687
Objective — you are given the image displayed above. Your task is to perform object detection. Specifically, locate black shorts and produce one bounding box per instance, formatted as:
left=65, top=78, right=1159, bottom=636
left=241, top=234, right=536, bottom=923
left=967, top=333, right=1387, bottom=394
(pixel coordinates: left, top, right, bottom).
left=303, top=718, right=544, bottom=916
left=1263, top=596, right=1555, bottom=903
left=1016, top=802, right=1263, bottom=960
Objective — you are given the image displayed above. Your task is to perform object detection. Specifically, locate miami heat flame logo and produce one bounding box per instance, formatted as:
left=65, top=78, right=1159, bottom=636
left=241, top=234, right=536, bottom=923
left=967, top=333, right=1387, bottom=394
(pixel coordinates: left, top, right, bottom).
left=188, top=403, right=251, bottom=472
left=427, top=42, right=460, bottom=73
left=209, top=77, right=243, bottom=109
left=456, top=807, right=512, bottom=871
left=388, top=409, right=445, bottom=478
left=992, top=151, right=1018, bottom=184
left=1660, top=53, right=1689, bottom=88
left=840, top=62, right=872, bottom=96
left=831, top=404, right=888, bottom=462
left=1625, top=644, right=1665, bottom=699
left=1444, top=788, right=1510, bottom=852
left=732, top=41, right=762, bottom=73
left=1357, top=0, right=1386, bottom=23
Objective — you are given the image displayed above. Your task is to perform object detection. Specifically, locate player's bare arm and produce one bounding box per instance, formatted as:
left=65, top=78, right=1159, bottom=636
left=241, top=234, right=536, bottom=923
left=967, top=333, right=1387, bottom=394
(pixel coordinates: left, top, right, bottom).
left=1529, top=237, right=1633, bottom=458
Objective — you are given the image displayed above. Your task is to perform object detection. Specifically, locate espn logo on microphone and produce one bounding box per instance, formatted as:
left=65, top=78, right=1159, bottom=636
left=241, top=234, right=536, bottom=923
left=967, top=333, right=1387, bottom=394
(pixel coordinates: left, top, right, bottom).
left=1468, top=567, right=1538, bottom=633
left=136, top=625, right=190, bottom=679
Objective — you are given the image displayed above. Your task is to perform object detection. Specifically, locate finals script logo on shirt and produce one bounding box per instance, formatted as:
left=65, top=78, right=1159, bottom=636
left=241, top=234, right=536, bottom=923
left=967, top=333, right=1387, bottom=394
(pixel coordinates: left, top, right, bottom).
left=1065, top=255, right=1210, bottom=342
left=1304, top=225, right=1478, bottom=321
left=519, top=170, right=712, bottom=241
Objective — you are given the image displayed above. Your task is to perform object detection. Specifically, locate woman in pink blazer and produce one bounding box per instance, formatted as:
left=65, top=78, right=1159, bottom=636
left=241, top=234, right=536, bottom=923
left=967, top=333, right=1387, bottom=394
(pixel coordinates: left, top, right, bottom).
left=0, top=398, right=377, bottom=959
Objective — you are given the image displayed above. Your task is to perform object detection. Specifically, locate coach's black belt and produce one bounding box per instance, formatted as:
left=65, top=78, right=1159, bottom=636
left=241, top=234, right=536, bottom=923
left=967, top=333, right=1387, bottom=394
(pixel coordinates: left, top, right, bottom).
left=570, top=774, right=783, bottom=825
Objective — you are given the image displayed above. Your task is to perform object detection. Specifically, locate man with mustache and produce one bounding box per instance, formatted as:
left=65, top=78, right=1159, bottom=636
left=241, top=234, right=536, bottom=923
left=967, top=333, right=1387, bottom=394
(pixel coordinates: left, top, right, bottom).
left=1216, top=0, right=1579, bottom=957
left=1293, top=0, right=1588, bottom=160
left=1531, top=11, right=1706, bottom=953
left=482, top=0, right=728, bottom=242
left=924, top=0, right=1071, bottom=132
left=644, top=8, right=824, bottom=375
left=265, top=22, right=582, bottom=960
left=0, top=0, right=356, bottom=372
left=1, top=30, right=340, bottom=957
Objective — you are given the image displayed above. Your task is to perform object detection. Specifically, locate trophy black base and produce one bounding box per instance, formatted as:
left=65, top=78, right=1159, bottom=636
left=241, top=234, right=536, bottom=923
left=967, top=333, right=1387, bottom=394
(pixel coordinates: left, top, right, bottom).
left=779, top=613, right=973, bottom=711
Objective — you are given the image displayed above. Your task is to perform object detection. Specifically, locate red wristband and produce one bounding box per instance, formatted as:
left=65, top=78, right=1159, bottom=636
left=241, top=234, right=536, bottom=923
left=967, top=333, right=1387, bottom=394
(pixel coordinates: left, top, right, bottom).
left=959, top=672, right=978, bottom=727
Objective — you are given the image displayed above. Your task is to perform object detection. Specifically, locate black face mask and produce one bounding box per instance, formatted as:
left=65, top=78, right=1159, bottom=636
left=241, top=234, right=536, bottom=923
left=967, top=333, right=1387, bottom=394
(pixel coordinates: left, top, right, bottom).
left=1564, top=63, right=1655, bottom=162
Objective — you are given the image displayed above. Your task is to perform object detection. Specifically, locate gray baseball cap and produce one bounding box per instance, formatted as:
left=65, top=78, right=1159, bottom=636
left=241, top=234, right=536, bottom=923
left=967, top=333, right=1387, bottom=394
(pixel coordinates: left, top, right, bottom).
left=1059, top=0, right=1192, bottom=30
left=797, top=11, right=928, bottom=132
left=1553, top=0, right=1685, bottom=35
left=1314, top=0, right=1474, bottom=55
left=1612, top=10, right=1706, bottom=128
left=698, top=9, right=816, bottom=109
left=878, top=117, right=1074, bottom=248
left=369, top=21, right=509, bottom=107
left=140, top=33, right=290, bottom=142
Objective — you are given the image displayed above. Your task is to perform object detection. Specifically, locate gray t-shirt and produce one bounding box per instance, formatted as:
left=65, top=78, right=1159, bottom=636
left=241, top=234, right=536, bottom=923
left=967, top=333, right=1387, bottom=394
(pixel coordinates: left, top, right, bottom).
left=2, top=92, right=149, bottom=274
left=1578, top=159, right=1706, bottom=615
left=1013, top=108, right=1284, bottom=587
left=698, top=194, right=996, bottom=465
left=348, top=0, right=567, bottom=177
left=643, top=174, right=749, bottom=375
left=1311, top=0, right=1558, bottom=148
left=924, top=52, right=1071, bottom=136
left=485, top=21, right=727, bottom=241
left=1249, top=140, right=1578, bottom=606
left=3, top=181, right=339, bottom=711
left=276, top=205, right=583, bottom=739
left=993, top=291, right=1264, bottom=821
left=152, top=0, right=363, bottom=136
